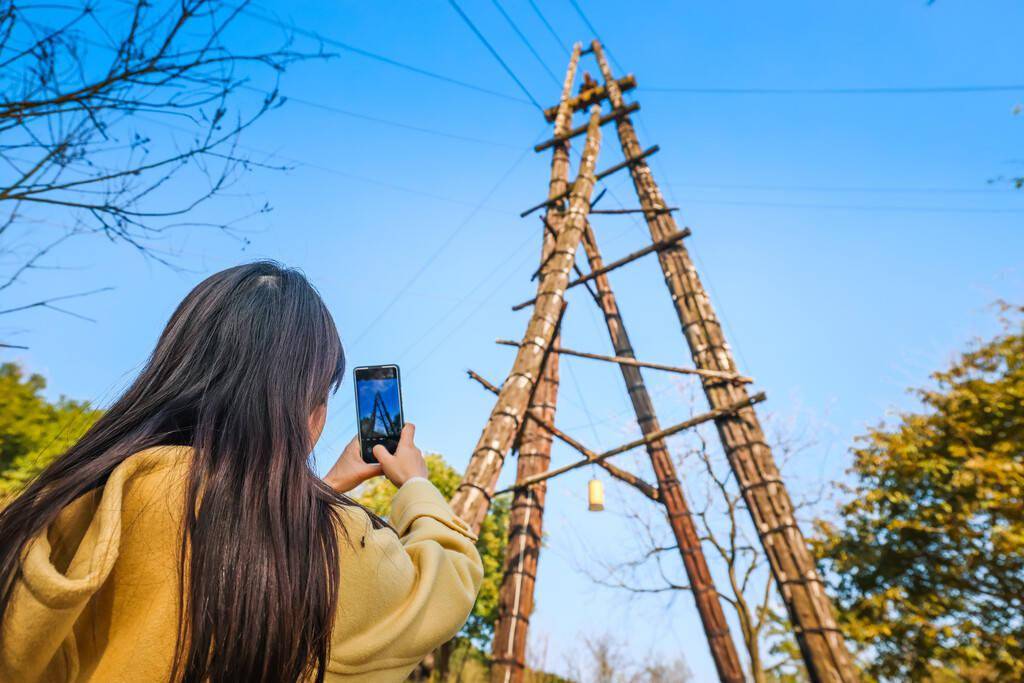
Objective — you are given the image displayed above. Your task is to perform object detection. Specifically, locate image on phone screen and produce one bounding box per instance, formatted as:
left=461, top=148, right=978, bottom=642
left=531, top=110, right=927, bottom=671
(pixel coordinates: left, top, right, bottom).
left=354, top=365, right=404, bottom=464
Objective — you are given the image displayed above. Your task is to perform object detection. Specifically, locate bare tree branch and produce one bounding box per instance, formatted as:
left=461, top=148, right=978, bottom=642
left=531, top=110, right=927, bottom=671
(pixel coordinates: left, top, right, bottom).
left=0, top=0, right=326, bottom=343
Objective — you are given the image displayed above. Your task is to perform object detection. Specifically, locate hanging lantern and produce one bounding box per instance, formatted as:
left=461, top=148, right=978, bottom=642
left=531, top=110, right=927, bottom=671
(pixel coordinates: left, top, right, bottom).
left=588, top=477, right=605, bottom=511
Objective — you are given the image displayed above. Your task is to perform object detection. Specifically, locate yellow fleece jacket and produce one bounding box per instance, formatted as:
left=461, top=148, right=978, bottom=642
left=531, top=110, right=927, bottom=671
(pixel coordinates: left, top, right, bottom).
left=0, top=446, right=483, bottom=682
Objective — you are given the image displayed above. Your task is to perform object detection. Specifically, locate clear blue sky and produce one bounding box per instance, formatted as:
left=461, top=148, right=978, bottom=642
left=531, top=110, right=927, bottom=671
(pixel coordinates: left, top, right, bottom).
left=6, top=1, right=1024, bottom=678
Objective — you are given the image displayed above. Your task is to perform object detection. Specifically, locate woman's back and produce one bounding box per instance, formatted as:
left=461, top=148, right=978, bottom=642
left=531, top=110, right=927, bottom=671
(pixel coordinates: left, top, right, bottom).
left=1, top=445, right=482, bottom=682
left=0, top=262, right=483, bottom=681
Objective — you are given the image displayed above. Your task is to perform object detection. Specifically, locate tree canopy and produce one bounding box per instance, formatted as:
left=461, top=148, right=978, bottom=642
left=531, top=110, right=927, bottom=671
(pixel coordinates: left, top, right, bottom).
left=815, top=307, right=1024, bottom=680
left=357, top=453, right=509, bottom=650
left=0, top=362, right=102, bottom=499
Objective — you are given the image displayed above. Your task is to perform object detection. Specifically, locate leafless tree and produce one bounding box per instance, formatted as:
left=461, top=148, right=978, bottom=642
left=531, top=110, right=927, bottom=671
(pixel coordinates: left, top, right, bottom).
left=0, top=0, right=322, bottom=345
left=562, top=632, right=692, bottom=683
left=574, top=392, right=824, bottom=683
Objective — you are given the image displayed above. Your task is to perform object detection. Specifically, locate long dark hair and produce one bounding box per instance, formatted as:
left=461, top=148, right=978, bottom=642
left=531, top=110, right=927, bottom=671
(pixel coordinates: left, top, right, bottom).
left=0, top=261, right=369, bottom=682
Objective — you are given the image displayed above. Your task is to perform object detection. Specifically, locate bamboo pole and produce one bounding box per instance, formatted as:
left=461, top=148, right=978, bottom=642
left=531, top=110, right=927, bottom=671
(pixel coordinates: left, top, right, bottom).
left=495, top=339, right=752, bottom=383
left=489, top=44, right=583, bottom=683
left=578, top=222, right=746, bottom=682
left=468, top=371, right=659, bottom=502
left=498, top=392, right=767, bottom=494
left=451, top=106, right=602, bottom=530
left=591, top=40, right=859, bottom=683
left=512, top=229, right=691, bottom=310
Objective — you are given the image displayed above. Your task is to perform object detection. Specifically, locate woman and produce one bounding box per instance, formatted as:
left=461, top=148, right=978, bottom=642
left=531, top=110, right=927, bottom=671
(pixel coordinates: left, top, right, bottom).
left=0, top=262, right=483, bottom=682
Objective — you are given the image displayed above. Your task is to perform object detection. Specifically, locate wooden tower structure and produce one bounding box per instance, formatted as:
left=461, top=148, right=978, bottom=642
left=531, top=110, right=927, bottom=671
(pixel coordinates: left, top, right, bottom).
left=449, top=41, right=859, bottom=683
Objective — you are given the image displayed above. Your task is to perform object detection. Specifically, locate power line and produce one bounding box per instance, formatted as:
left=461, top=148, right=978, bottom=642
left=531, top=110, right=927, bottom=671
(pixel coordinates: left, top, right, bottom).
left=274, top=90, right=523, bottom=149
left=235, top=84, right=521, bottom=150
left=447, top=0, right=544, bottom=111
left=565, top=359, right=603, bottom=449
left=673, top=197, right=1024, bottom=214
left=28, top=15, right=527, bottom=153
left=527, top=0, right=570, bottom=56
left=313, top=125, right=548, bottom=447
left=407, top=233, right=539, bottom=374
left=489, top=0, right=561, bottom=86
left=665, top=181, right=1019, bottom=195
left=137, top=111, right=522, bottom=216
left=567, top=0, right=625, bottom=74
left=643, top=84, right=1024, bottom=95
left=320, top=222, right=545, bottom=453
left=12, top=49, right=529, bottom=230
left=271, top=150, right=517, bottom=214
left=245, top=5, right=533, bottom=107
left=348, top=140, right=538, bottom=347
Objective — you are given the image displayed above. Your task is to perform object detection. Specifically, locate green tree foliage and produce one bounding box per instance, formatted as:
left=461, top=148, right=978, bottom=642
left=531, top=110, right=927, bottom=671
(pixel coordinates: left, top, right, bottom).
left=0, top=363, right=102, bottom=500
left=815, top=307, right=1024, bottom=680
left=358, top=454, right=509, bottom=650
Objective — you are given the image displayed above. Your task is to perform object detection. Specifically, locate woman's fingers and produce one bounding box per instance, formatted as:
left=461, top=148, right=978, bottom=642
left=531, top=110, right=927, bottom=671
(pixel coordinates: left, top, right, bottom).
left=399, top=422, right=415, bottom=448
left=324, top=437, right=384, bottom=493
left=359, top=459, right=384, bottom=473
left=342, top=435, right=360, bottom=457
left=374, top=427, right=427, bottom=488
left=359, top=463, right=384, bottom=481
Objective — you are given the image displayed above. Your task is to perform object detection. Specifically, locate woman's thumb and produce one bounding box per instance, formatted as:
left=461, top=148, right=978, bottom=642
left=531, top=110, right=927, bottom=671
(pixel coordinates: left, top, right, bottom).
left=372, top=444, right=392, bottom=463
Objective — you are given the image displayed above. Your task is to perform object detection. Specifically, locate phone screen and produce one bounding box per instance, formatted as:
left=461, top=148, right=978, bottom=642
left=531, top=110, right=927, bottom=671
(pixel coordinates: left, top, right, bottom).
left=354, top=365, right=404, bottom=464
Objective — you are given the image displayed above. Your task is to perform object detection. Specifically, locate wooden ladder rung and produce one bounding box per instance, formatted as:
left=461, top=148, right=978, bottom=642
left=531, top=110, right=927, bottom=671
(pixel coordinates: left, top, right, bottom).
left=494, top=340, right=753, bottom=383
left=496, top=392, right=768, bottom=493
left=595, top=145, right=659, bottom=181
left=512, top=228, right=691, bottom=310
left=590, top=207, right=677, bottom=215
left=520, top=146, right=660, bottom=217
left=534, top=103, right=640, bottom=152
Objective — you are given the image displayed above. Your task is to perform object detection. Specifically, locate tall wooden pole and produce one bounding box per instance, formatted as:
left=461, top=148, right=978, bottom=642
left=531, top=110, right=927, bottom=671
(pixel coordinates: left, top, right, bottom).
left=490, top=43, right=581, bottom=683
left=579, top=222, right=746, bottom=683
left=590, top=40, right=859, bottom=683
left=450, top=104, right=603, bottom=533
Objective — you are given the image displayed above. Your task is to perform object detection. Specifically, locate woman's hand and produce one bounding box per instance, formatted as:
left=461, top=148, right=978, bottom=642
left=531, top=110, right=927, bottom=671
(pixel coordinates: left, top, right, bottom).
left=323, top=436, right=382, bottom=494
left=374, top=423, right=428, bottom=488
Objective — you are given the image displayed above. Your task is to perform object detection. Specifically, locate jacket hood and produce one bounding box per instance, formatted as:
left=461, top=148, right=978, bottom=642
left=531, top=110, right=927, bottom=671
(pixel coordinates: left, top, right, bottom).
left=1, top=445, right=190, bottom=680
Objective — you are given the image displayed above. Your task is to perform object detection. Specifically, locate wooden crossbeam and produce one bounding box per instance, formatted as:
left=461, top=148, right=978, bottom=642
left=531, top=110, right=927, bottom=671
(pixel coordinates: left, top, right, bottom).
left=542, top=74, right=636, bottom=122
left=512, top=229, right=691, bottom=311
left=495, top=340, right=753, bottom=384
left=595, top=145, right=659, bottom=181
left=534, top=103, right=639, bottom=152
left=496, top=392, right=768, bottom=494
left=590, top=207, right=678, bottom=215
left=520, top=146, right=660, bottom=217
left=467, top=370, right=660, bottom=502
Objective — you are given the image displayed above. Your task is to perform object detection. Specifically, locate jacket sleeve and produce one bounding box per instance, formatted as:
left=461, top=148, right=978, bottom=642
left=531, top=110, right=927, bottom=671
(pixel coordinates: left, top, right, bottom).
left=326, top=479, right=484, bottom=676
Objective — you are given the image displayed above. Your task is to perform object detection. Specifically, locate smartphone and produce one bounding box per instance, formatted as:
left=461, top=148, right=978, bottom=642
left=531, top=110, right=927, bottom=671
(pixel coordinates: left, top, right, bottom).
left=353, top=364, right=404, bottom=464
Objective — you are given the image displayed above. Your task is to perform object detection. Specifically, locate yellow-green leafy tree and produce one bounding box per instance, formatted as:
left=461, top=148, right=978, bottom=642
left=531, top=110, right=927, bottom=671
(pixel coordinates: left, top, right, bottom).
left=357, top=454, right=509, bottom=651
left=0, top=363, right=102, bottom=500
left=815, top=306, right=1024, bottom=681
